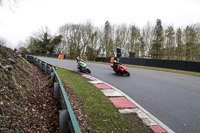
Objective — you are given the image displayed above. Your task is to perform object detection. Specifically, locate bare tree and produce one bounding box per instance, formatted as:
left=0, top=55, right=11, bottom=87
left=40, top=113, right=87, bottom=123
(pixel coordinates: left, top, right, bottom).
left=49, top=20, right=200, bottom=61
left=113, top=24, right=129, bottom=57
left=0, top=0, right=19, bottom=12
left=59, top=24, right=81, bottom=58
left=175, top=28, right=184, bottom=60
left=0, top=36, right=7, bottom=46
left=0, top=0, right=18, bottom=5
left=193, top=24, right=200, bottom=61
left=128, top=25, right=140, bottom=57
left=142, top=22, right=154, bottom=57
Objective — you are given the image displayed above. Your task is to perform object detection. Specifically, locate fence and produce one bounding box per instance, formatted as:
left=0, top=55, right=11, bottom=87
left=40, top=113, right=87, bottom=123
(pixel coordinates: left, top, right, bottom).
left=89, top=57, right=200, bottom=72
left=24, top=55, right=81, bottom=133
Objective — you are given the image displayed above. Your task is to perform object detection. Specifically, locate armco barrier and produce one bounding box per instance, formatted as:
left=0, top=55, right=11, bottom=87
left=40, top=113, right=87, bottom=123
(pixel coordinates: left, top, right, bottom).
left=25, top=55, right=81, bottom=133
left=22, top=53, right=66, bottom=59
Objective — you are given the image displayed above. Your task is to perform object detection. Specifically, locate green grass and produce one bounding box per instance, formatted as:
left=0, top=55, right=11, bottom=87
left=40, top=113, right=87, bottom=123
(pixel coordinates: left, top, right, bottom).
left=57, top=68, right=139, bottom=133
left=87, top=61, right=200, bottom=77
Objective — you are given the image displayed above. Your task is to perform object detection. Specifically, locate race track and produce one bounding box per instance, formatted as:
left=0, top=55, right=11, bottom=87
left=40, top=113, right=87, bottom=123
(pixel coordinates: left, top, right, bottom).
left=38, top=57, right=200, bottom=133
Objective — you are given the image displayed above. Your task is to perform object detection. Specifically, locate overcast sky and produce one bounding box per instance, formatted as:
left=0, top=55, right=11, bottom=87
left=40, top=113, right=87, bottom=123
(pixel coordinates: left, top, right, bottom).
left=0, top=0, right=200, bottom=49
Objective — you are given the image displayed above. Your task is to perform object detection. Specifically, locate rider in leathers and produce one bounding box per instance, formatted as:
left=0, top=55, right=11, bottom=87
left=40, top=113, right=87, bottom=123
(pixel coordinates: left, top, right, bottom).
left=113, top=60, right=121, bottom=72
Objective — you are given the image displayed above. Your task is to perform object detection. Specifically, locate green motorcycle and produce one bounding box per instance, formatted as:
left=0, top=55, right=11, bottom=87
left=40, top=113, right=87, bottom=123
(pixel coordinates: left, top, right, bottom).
left=77, top=60, right=91, bottom=74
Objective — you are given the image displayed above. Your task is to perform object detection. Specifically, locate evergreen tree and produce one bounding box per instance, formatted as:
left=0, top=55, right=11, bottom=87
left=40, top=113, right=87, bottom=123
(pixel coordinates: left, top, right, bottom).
left=184, top=26, right=197, bottom=61
left=129, top=25, right=140, bottom=56
left=103, top=21, right=112, bottom=57
left=86, top=46, right=95, bottom=58
left=115, top=30, right=121, bottom=48
left=150, top=19, right=164, bottom=59
left=108, top=37, right=114, bottom=57
left=139, top=37, right=145, bottom=57
left=165, top=26, right=175, bottom=59
left=40, top=32, right=51, bottom=53
left=47, top=35, right=62, bottom=54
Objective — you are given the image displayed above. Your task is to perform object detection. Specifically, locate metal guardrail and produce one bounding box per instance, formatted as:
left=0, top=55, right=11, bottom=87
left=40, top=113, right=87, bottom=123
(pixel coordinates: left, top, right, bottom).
left=22, top=53, right=66, bottom=59
left=24, top=55, right=81, bottom=133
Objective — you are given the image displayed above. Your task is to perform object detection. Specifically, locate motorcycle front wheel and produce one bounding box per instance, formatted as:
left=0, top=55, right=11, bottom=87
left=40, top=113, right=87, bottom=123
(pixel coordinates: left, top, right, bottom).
left=126, top=71, right=130, bottom=76
left=87, top=68, right=91, bottom=74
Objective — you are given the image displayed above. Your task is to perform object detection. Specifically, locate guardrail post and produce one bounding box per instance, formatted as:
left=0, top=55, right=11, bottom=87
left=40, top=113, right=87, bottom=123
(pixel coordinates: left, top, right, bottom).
left=53, top=82, right=59, bottom=100
left=37, top=59, right=39, bottom=66
left=35, top=58, right=38, bottom=66
left=59, top=110, right=69, bottom=133
left=25, top=55, right=27, bottom=60
left=37, top=59, right=40, bottom=66
left=47, top=65, right=51, bottom=74
left=40, top=61, right=43, bottom=70
left=35, top=58, right=37, bottom=64
left=50, top=71, right=55, bottom=78
left=45, top=63, right=48, bottom=74
left=50, top=67, right=53, bottom=73
left=34, top=57, right=37, bottom=65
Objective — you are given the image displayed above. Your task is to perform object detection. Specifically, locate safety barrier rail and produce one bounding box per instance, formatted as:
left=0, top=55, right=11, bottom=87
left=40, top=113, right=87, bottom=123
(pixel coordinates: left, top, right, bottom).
left=22, top=53, right=66, bottom=59
left=24, top=55, right=81, bottom=133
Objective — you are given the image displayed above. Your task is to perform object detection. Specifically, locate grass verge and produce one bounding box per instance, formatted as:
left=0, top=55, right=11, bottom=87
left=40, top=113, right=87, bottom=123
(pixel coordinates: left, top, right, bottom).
left=57, top=67, right=153, bottom=133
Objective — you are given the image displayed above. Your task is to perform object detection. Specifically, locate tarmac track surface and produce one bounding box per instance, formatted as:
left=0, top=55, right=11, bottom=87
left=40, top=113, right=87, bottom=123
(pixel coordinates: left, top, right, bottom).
left=38, top=57, right=200, bottom=133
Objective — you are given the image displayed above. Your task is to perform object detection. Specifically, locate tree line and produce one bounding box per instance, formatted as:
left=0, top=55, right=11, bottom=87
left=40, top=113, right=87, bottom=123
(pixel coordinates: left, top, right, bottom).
left=20, top=19, right=200, bottom=62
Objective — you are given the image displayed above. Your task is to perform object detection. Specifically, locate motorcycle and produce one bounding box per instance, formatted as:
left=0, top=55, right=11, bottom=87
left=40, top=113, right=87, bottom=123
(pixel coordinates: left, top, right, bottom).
left=77, top=60, right=91, bottom=74
left=110, top=63, right=130, bottom=76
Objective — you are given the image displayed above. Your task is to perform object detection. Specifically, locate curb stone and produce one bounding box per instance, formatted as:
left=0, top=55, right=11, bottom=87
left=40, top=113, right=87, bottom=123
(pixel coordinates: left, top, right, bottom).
left=82, top=74, right=175, bottom=133
left=53, top=66, right=174, bottom=133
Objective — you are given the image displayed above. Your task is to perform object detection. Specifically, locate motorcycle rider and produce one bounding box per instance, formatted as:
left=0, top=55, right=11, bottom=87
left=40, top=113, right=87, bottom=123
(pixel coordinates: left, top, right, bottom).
left=76, top=57, right=80, bottom=63
left=76, top=57, right=85, bottom=69
left=76, top=57, right=85, bottom=63
left=113, top=60, right=121, bottom=72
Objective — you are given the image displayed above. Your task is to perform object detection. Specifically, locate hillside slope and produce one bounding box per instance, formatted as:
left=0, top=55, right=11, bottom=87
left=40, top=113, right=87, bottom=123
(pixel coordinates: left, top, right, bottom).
left=0, top=46, right=60, bottom=133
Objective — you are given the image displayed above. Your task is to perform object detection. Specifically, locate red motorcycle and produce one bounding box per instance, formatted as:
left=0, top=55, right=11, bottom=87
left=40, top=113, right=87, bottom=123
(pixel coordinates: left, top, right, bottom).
left=110, top=63, right=130, bottom=76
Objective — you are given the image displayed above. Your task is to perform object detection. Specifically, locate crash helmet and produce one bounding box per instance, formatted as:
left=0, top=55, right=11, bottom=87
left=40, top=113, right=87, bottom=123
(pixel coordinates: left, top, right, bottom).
left=76, top=57, right=80, bottom=61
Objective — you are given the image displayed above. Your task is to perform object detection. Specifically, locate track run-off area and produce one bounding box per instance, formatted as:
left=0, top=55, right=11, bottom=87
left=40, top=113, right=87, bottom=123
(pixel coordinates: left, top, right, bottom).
left=38, top=57, right=200, bottom=133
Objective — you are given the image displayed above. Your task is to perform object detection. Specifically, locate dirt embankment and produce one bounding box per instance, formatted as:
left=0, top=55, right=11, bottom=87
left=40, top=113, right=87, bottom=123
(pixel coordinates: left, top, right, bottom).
left=0, top=46, right=60, bottom=133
